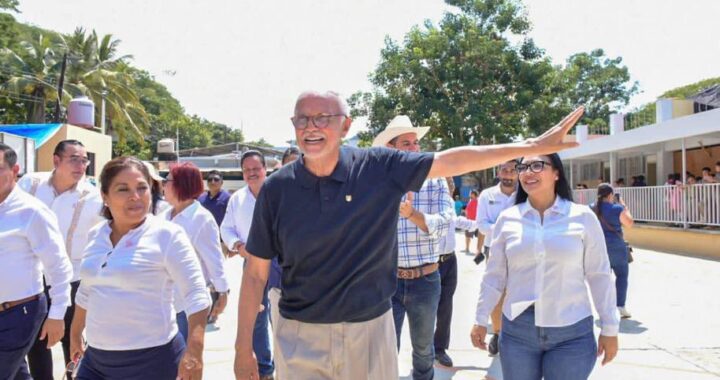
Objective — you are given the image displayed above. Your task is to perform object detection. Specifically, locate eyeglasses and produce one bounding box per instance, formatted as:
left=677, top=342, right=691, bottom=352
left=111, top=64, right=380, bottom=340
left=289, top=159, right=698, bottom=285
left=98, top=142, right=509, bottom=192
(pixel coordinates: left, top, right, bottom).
left=207, top=177, right=222, bottom=183
left=290, top=114, right=346, bottom=130
left=515, top=161, right=552, bottom=174
left=63, top=155, right=90, bottom=166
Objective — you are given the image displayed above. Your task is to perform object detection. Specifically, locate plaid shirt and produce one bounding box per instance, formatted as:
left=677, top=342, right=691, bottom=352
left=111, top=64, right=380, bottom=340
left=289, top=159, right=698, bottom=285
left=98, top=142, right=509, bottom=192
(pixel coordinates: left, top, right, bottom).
left=397, top=177, right=454, bottom=268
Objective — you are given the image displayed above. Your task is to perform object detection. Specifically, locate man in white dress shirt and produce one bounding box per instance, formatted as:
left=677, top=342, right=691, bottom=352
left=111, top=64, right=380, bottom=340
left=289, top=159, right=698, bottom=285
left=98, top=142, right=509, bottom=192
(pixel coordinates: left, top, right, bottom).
left=475, top=159, right=518, bottom=356
left=0, top=143, right=73, bottom=379
left=17, top=139, right=104, bottom=379
left=221, top=151, right=275, bottom=380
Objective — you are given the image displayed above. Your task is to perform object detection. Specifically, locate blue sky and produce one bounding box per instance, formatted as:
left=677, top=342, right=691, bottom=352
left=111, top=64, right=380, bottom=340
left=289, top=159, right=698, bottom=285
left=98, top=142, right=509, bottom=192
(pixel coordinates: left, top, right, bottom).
left=14, top=0, right=720, bottom=145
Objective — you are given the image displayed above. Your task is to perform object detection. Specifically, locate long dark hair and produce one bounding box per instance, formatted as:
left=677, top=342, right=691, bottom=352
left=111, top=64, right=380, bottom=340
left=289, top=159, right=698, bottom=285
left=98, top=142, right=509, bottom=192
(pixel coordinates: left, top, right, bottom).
left=99, top=157, right=151, bottom=220
left=515, top=153, right=573, bottom=205
left=593, top=183, right=614, bottom=222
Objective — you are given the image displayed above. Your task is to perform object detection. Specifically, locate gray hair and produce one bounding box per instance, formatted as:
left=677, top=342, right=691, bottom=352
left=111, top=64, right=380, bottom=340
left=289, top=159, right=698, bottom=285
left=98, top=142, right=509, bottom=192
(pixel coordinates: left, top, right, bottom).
left=295, top=91, right=349, bottom=116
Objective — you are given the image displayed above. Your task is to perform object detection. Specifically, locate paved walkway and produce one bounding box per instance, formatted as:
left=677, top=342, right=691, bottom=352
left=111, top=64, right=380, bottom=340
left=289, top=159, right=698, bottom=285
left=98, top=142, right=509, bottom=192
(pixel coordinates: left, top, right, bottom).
left=53, top=232, right=720, bottom=379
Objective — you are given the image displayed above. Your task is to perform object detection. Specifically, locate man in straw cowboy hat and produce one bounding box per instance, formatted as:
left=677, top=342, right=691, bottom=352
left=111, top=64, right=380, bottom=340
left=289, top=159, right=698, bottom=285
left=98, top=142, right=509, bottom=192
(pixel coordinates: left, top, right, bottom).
left=233, top=90, right=584, bottom=380
left=373, top=115, right=454, bottom=379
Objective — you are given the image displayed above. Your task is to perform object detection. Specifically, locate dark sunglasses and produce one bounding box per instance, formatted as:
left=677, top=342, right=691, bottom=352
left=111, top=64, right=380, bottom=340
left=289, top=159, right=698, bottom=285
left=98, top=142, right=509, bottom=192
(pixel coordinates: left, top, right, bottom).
left=207, top=177, right=222, bottom=183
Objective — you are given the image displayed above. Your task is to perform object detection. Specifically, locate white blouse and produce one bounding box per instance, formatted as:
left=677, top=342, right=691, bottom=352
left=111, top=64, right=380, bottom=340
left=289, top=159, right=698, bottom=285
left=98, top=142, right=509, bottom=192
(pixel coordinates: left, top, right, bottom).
left=161, top=201, right=229, bottom=312
left=475, top=197, right=620, bottom=336
left=76, top=215, right=211, bottom=350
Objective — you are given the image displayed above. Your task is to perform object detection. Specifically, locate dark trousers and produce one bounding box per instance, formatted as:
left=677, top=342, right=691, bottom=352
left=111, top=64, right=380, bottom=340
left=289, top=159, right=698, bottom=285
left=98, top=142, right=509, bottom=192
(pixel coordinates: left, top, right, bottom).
left=0, top=294, right=47, bottom=380
left=434, top=252, right=458, bottom=353
left=24, top=280, right=80, bottom=380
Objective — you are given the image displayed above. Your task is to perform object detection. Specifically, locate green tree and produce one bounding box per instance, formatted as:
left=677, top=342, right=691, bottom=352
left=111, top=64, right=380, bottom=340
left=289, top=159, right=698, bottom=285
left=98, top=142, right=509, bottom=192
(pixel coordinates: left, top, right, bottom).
left=0, top=34, right=64, bottom=123
left=351, top=0, right=638, bottom=149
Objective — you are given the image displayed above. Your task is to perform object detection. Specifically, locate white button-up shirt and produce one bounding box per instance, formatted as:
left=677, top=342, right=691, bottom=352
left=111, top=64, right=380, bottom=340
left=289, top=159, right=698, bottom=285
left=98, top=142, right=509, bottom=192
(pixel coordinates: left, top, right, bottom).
left=76, top=215, right=211, bottom=350
left=475, top=197, right=619, bottom=336
left=161, top=200, right=229, bottom=311
left=438, top=215, right=477, bottom=254
left=220, top=186, right=256, bottom=250
left=0, top=186, right=73, bottom=320
left=18, top=172, right=104, bottom=282
left=476, top=184, right=516, bottom=248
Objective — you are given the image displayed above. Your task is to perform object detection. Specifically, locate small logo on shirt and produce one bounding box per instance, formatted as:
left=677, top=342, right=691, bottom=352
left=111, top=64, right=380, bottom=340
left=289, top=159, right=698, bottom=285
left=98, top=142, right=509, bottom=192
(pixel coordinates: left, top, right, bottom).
left=345, top=195, right=352, bottom=202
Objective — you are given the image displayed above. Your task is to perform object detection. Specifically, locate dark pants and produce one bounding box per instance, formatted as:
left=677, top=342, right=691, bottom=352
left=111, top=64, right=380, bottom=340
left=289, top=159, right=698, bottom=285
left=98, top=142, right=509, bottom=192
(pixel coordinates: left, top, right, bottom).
left=392, top=270, right=441, bottom=380
left=611, top=263, right=629, bottom=307
left=0, top=294, right=47, bottom=380
left=434, top=252, right=458, bottom=354
left=24, top=280, right=79, bottom=380
left=76, top=334, right=185, bottom=380
left=253, top=285, right=274, bottom=377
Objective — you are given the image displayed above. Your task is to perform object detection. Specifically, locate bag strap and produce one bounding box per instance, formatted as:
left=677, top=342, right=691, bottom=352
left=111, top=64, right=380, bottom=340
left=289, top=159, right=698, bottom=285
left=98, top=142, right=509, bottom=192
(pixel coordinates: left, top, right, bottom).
left=598, top=207, right=625, bottom=242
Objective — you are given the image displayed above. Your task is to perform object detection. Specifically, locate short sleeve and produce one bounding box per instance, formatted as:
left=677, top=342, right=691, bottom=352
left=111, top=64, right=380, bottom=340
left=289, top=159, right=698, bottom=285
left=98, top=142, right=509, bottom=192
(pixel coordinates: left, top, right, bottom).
left=372, top=148, right=434, bottom=193
left=245, top=184, right=278, bottom=260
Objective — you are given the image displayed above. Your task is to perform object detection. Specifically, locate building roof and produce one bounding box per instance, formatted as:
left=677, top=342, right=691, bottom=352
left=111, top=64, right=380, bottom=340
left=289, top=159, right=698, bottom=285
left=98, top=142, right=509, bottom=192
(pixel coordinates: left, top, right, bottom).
left=0, top=123, right=63, bottom=147
left=177, top=142, right=283, bottom=157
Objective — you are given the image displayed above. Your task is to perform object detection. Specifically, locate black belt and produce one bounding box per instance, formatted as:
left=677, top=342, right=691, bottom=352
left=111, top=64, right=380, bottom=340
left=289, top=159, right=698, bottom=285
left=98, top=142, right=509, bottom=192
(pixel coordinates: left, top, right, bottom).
left=0, top=294, right=40, bottom=313
left=439, top=253, right=455, bottom=263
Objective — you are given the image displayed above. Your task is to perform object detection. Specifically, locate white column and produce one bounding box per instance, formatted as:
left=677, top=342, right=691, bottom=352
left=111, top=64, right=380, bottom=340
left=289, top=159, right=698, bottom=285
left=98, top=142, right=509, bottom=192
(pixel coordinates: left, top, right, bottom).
left=682, top=138, right=688, bottom=229
left=609, top=152, right=617, bottom=184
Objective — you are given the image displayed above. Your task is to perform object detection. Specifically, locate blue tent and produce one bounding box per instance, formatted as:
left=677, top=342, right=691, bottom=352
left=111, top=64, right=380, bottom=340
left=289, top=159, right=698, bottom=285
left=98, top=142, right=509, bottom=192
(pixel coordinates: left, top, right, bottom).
left=0, top=123, right=63, bottom=148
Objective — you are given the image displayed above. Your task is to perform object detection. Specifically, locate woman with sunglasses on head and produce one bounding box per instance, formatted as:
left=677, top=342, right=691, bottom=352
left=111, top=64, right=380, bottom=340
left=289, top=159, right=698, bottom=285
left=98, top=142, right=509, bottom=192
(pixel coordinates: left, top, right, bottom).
left=161, top=162, right=230, bottom=341
left=69, top=157, right=211, bottom=380
left=471, top=153, right=619, bottom=380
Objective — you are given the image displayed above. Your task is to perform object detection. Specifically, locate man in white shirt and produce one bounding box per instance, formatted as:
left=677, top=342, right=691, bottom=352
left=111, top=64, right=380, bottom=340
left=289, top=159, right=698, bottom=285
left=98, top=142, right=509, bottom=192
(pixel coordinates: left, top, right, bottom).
left=0, top=143, right=73, bottom=379
left=475, top=159, right=518, bottom=356
left=17, top=139, right=104, bottom=379
left=221, top=151, right=274, bottom=380
left=373, top=116, right=454, bottom=380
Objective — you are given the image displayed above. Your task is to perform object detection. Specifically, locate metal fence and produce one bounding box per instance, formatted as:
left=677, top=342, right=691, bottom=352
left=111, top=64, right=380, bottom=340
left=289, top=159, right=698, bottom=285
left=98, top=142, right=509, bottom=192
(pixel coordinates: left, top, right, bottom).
left=573, top=183, right=720, bottom=227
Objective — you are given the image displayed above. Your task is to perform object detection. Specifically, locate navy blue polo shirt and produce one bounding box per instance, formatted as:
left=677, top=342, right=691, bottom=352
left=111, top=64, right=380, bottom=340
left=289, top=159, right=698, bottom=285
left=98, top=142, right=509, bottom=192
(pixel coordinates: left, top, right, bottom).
left=246, top=146, right=434, bottom=323
left=198, top=189, right=231, bottom=227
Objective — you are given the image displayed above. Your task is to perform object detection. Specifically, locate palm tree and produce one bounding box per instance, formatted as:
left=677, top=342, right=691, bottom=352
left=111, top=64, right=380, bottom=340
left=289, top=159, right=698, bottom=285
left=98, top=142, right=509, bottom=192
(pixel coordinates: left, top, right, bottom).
left=0, top=34, right=65, bottom=123
left=64, top=28, right=148, bottom=142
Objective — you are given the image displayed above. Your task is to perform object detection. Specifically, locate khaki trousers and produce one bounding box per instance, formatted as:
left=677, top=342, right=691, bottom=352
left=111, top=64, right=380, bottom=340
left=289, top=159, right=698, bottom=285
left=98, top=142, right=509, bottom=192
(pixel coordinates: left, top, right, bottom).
left=269, top=287, right=281, bottom=329
left=274, top=309, right=398, bottom=380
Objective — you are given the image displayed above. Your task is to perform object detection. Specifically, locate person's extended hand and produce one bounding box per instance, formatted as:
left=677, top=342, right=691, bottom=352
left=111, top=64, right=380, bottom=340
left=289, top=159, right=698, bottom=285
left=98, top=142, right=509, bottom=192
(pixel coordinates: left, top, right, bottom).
left=230, top=242, right=247, bottom=258
left=470, top=324, right=488, bottom=350
left=69, top=331, right=84, bottom=362
left=39, top=318, right=64, bottom=348
left=527, top=106, right=585, bottom=154
left=234, top=350, right=259, bottom=380
left=399, top=192, right=415, bottom=219
left=597, top=335, right=618, bottom=365
left=178, top=343, right=204, bottom=379
left=210, top=293, right=228, bottom=318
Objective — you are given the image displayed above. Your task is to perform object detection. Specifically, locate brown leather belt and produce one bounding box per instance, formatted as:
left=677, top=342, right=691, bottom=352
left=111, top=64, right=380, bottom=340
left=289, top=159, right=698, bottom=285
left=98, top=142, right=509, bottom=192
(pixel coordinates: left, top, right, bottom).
left=397, top=263, right=439, bottom=280
left=0, top=294, right=40, bottom=313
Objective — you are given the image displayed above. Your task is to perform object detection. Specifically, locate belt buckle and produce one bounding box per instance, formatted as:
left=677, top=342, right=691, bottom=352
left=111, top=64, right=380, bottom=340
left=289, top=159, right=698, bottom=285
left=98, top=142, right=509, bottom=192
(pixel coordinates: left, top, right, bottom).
left=1, top=302, right=11, bottom=312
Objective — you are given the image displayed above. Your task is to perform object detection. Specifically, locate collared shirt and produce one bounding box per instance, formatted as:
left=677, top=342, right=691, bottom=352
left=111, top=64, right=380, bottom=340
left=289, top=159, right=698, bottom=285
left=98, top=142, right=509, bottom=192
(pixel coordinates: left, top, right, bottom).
left=0, top=186, right=72, bottom=320
left=247, top=146, right=434, bottom=323
left=476, top=183, right=516, bottom=248
left=438, top=215, right=477, bottom=254
left=76, top=215, right=210, bottom=350
left=162, top=200, right=229, bottom=304
left=220, top=186, right=283, bottom=289
left=198, top=189, right=231, bottom=227
left=18, top=172, right=104, bottom=282
left=397, top=178, right=453, bottom=267
left=475, top=197, right=620, bottom=336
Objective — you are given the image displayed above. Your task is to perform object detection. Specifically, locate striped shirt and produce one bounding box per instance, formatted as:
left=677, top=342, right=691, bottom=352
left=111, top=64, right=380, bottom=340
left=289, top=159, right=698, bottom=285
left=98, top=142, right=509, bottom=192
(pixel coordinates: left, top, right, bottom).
left=397, top=177, right=454, bottom=268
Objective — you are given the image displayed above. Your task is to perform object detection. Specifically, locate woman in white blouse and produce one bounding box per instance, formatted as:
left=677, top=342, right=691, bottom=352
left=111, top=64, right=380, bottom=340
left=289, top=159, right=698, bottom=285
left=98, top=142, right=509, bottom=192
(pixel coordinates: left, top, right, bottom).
left=471, top=153, right=619, bottom=380
left=162, top=162, right=229, bottom=340
left=69, top=157, right=210, bottom=380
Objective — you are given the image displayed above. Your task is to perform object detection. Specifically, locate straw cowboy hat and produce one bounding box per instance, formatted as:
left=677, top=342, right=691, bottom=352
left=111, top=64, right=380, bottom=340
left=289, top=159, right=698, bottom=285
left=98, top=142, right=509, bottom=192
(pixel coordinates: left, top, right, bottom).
left=371, top=115, right=430, bottom=147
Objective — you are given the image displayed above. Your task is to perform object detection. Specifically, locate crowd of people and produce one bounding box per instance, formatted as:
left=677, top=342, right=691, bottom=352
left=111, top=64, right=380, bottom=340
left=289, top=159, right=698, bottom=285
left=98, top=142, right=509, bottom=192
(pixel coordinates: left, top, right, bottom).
left=1, top=90, right=635, bottom=380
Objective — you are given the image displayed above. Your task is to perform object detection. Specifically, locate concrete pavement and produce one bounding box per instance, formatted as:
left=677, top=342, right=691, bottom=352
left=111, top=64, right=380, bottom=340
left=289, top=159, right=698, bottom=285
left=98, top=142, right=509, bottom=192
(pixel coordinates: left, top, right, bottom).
left=53, top=231, right=720, bottom=379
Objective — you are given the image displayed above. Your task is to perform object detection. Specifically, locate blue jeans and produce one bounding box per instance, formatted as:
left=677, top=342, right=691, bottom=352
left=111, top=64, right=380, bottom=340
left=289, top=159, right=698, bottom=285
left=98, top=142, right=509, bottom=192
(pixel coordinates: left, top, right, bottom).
left=611, top=263, right=629, bottom=307
left=392, top=270, right=441, bottom=380
left=0, top=293, right=47, bottom=380
left=254, top=285, right=274, bottom=377
left=500, top=307, right=597, bottom=380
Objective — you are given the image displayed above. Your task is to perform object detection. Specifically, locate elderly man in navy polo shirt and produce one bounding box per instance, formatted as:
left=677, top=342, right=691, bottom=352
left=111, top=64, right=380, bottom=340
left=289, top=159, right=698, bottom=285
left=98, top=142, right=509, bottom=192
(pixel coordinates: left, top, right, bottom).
left=233, top=90, right=585, bottom=380
left=372, top=115, right=454, bottom=380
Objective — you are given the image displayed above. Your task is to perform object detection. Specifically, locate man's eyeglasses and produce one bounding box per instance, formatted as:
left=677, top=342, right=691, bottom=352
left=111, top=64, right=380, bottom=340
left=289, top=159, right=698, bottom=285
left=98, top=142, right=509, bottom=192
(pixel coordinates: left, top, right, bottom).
left=62, top=155, right=90, bottom=166
left=515, top=161, right=552, bottom=174
left=207, top=177, right=222, bottom=183
left=291, top=114, right=346, bottom=130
